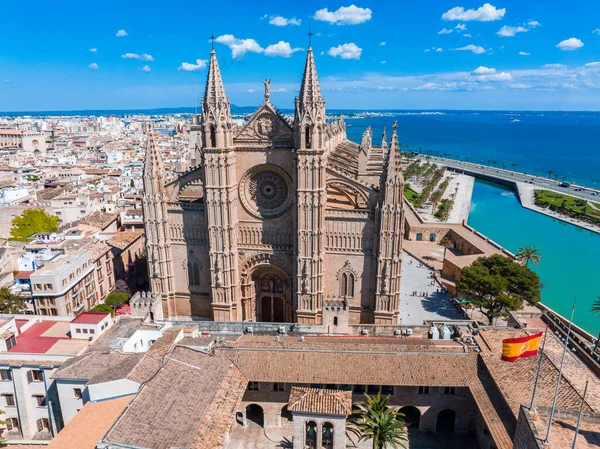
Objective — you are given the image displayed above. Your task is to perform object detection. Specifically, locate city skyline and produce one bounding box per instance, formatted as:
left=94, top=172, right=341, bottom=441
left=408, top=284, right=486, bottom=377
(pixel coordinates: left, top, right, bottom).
left=1, top=0, right=600, bottom=111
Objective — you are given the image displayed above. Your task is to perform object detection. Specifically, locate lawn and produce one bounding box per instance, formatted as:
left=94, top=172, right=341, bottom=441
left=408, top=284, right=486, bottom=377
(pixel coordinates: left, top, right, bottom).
left=534, top=190, right=600, bottom=223
left=404, top=184, right=420, bottom=206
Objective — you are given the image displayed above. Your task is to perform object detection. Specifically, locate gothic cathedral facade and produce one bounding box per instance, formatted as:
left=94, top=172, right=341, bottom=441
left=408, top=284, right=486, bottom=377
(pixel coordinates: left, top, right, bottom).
left=142, top=46, right=405, bottom=325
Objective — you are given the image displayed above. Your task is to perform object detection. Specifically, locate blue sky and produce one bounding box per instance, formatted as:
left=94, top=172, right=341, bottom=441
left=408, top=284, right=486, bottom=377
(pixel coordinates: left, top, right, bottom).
left=1, top=0, right=600, bottom=111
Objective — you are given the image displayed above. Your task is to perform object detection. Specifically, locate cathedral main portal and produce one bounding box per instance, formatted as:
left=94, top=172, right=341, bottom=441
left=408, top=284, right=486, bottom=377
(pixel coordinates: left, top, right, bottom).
left=245, top=268, right=292, bottom=323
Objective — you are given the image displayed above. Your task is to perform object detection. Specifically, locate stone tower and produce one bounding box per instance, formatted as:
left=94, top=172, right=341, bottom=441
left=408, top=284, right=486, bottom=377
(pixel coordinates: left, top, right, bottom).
left=142, top=122, right=175, bottom=311
left=199, top=49, right=242, bottom=321
left=373, top=122, right=404, bottom=323
left=293, top=46, right=327, bottom=324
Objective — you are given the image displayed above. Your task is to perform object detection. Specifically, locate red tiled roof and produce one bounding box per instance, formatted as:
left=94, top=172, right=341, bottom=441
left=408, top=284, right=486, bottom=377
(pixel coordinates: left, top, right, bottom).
left=71, top=312, right=109, bottom=325
left=9, top=321, right=67, bottom=354
left=14, top=271, right=34, bottom=279
left=115, top=304, right=131, bottom=316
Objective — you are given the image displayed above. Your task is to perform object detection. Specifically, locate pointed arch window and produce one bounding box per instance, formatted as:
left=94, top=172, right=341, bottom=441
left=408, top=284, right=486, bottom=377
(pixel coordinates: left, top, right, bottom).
left=188, top=261, right=200, bottom=286
left=340, top=272, right=355, bottom=298
left=209, top=126, right=216, bottom=148
left=305, top=126, right=311, bottom=149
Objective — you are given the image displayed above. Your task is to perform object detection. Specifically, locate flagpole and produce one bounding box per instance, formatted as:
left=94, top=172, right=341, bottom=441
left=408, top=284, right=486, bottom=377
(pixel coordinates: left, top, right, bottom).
left=529, top=326, right=548, bottom=410
left=543, top=298, right=576, bottom=445
left=571, top=380, right=588, bottom=449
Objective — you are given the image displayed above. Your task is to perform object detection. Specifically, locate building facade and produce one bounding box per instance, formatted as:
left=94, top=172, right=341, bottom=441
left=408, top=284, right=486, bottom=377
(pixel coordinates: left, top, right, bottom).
left=142, top=46, right=404, bottom=324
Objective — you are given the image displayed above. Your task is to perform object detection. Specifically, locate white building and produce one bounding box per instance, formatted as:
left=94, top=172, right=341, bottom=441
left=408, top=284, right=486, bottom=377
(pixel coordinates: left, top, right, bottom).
left=69, top=312, right=112, bottom=341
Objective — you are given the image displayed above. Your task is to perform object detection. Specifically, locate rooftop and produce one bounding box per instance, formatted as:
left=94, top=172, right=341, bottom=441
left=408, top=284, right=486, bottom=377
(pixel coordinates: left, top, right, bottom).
left=9, top=320, right=88, bottom=355
left=288, top=387, right=352, bottom=415
left=70, top=312, right=109, bottom=325
left=47, top=395, right=133, bottom=449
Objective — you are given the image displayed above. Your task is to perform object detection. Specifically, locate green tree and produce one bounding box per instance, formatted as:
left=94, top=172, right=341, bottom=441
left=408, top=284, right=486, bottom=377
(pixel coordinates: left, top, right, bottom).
left=10, top=209, right=59, bottom=241
left=516, top=245, right=542, bottom=267
left=91, top=303, right=115, bottom=317
left=104, top=292, right=130, bottom=308
left=457, top=254, right=541, bottom=325
left=347, top=393, right=408, bottom=449
left=591, top=297, right=600, bottom=352
left=0, top=288, right=26, bottom=314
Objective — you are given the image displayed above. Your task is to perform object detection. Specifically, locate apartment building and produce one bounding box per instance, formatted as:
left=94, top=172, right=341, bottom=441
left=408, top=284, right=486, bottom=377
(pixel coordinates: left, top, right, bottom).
left=30, top=251, right=98, bottom=316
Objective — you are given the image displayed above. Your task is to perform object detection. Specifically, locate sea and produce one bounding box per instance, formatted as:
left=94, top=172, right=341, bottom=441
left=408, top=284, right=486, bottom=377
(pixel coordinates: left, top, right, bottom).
left=4, top=108, right=600, bottom=335
left=341, top=110, right=600, bottom=336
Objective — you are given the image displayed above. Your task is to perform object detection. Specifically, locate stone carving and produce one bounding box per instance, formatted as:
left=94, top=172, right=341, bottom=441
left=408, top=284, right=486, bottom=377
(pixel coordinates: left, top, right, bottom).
left=239, top=164, right=293, bottom=219
left=263, top=78, right=271, bottom=103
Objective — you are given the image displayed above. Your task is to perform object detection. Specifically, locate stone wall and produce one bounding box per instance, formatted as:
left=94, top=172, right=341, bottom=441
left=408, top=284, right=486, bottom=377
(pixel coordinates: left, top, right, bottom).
left=513, top=406, right=543, bottom=449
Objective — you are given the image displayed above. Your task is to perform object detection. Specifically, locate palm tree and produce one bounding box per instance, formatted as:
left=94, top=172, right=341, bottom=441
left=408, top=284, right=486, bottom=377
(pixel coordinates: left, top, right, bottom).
left=516, top=245, right=542, bottom=267
left=439, top=236, right=453, bottom=255
left=511, top=163, right=517, bottom=171
left=347, top=393, right=409, bottom=449
left=547, top=170, right=553, bottom=178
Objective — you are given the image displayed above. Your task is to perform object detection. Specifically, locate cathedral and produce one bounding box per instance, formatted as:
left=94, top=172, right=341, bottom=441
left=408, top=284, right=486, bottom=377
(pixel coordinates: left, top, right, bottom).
left=142, top=44, right=405, bottom=324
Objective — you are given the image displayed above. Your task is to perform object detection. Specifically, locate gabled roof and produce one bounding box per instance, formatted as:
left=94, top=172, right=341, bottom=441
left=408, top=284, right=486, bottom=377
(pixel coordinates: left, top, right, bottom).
left=288, top=387, right=352, bottom=415
left=234, top=102, right=294, bottom=145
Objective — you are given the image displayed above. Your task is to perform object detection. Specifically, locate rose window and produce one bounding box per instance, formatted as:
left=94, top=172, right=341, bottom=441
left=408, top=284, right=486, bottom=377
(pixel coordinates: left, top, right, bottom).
left=249, top=171, right=288, bottom=210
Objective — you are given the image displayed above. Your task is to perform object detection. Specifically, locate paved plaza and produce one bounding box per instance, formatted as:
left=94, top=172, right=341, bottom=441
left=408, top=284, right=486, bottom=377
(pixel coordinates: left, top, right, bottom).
left=399, top=252, right=463, bottom=325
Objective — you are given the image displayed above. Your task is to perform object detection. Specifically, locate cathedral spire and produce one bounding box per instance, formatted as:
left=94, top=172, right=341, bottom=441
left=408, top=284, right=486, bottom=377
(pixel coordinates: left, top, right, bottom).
left=381, top=126, right=388, bottom=148
left=203, top=49, right=229, bottom=114
left=298, top=47, right=323, bottom=112
left=386, top=121, right=401, bottom=177
left=143, top=122, right=164, bottom=186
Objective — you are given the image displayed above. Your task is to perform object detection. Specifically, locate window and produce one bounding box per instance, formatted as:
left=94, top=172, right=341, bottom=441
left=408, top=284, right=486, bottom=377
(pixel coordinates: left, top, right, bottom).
left=418, top=386, right=430, bottom=395
left=3, top=394, right=15, bottom=406
left=444, top=387, right=456, bottom=395
left=90, top=329, right=95, bottom=334
left=36, top=418, right=49, bottom=432
left=0, top=369, right=12, bottom=381
left=247, top=381, right=259, bottom=391
left=340, top=272, right=355, bottom=298
left=75, top=328, right=81, bottom=334
left=34, top=284, right=42, bottom=290
left=6, top=418, right=18, bottom=431
left=382, top=385, right=394, bottom=395
left=73, top=388, right=82, bottom=399
left=44, top=283, right=52, bottom=290
left=305, top=126, right=311, bottom=149
left=27, top=370, right=44, bottom=383
left=273, top=382, right=285, bottom=392
left=353, top=385, right=366, bottom=394
left=188, top=261, right=200, bottom=286
left=82, top=328, right=88, bottom=334
left=367, top=385, right=380, bottom=394
left=33, top=394, right=46, bottom=407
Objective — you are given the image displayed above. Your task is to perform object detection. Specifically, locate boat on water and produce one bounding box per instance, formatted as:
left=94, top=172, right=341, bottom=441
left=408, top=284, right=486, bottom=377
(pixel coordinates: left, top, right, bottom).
left=511, top=117, right=521, bottom=123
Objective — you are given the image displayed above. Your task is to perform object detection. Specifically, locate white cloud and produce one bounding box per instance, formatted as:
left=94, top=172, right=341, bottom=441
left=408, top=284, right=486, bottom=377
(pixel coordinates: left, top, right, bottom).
left=542, top=63, right=565, bottom=68
left=141, top=65, right=151, bottom=73
left=268, top=15, right=301, bottom=26
left=519, top=51, right=530, bottom=56
left=442, top=3, right=505, bottom=22
left=497, top=26, right=528, bottom=37
left=438, top=28, right=453, bottom=34
left=594, top=29, right=600, bottom=35
left=453, top=44, right=487, bottom=54
left=528, top=20, right=540, bottom=28
left=381, top=60, right=387, bottom=64
left=272, top=88, right=287, bottom=93
left=248, top=89, right=256, bottom=93
left=216, top=34, right=263, bottom=59
left=264, top=41, right=302, bottom=58
left=556, top=37, right=584, bottom=51
left=379, top=41, right=386, bottom=46
left=424, top=48, right=431, bottom=53
left=435, top=47, right=443, bottom=52
left=463, top=33, right=472, bottom=37
left=584, top=62, right=600, bottom=67
left=122, top=53, right=154, bottom=61
left=88, top=63, right=99, bottom=69
left=89, top=48, right=97, bottom=53
left=314, top=5, right=372, bottom=25
left=3, top=80, right=10, bottom=84
left=455, top=23, right=467, bottom=31
left=178, top=59, right=208, bottom=71
left=472, top=66, right=496, bottom=75
left=116, top=29, right=128, bottom=37
left=327, top=43, right=362, bottom=59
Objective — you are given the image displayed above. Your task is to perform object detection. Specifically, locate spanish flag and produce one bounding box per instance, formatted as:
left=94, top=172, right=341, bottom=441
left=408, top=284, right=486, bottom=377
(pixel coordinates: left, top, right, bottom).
left=501, top=332, right=543, bottom=362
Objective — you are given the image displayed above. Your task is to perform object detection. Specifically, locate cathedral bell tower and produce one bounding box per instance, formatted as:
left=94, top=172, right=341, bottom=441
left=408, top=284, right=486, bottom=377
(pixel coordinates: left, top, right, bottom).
left=142, top=122, right=175, bottom=312
left=294, top=43, right=327, bottom=324
left=373, top=122, right=404, bottom=324
left=199, top=47, right=241, bottom=321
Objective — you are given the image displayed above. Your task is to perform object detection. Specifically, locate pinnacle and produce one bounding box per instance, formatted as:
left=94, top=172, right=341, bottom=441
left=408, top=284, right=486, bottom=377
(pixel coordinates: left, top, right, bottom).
left=203, top=49, right=229, bottom=110
left=298, top=47, right=322, bottom=110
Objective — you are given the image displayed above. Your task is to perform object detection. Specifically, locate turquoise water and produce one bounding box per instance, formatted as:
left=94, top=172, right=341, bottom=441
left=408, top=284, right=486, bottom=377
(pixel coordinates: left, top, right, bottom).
left=468, top=180, right=600, bottom=336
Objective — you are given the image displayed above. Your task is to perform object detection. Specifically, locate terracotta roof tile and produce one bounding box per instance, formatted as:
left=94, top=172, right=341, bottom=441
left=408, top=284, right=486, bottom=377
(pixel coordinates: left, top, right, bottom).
left=288, top=387, right=352, bottom=415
